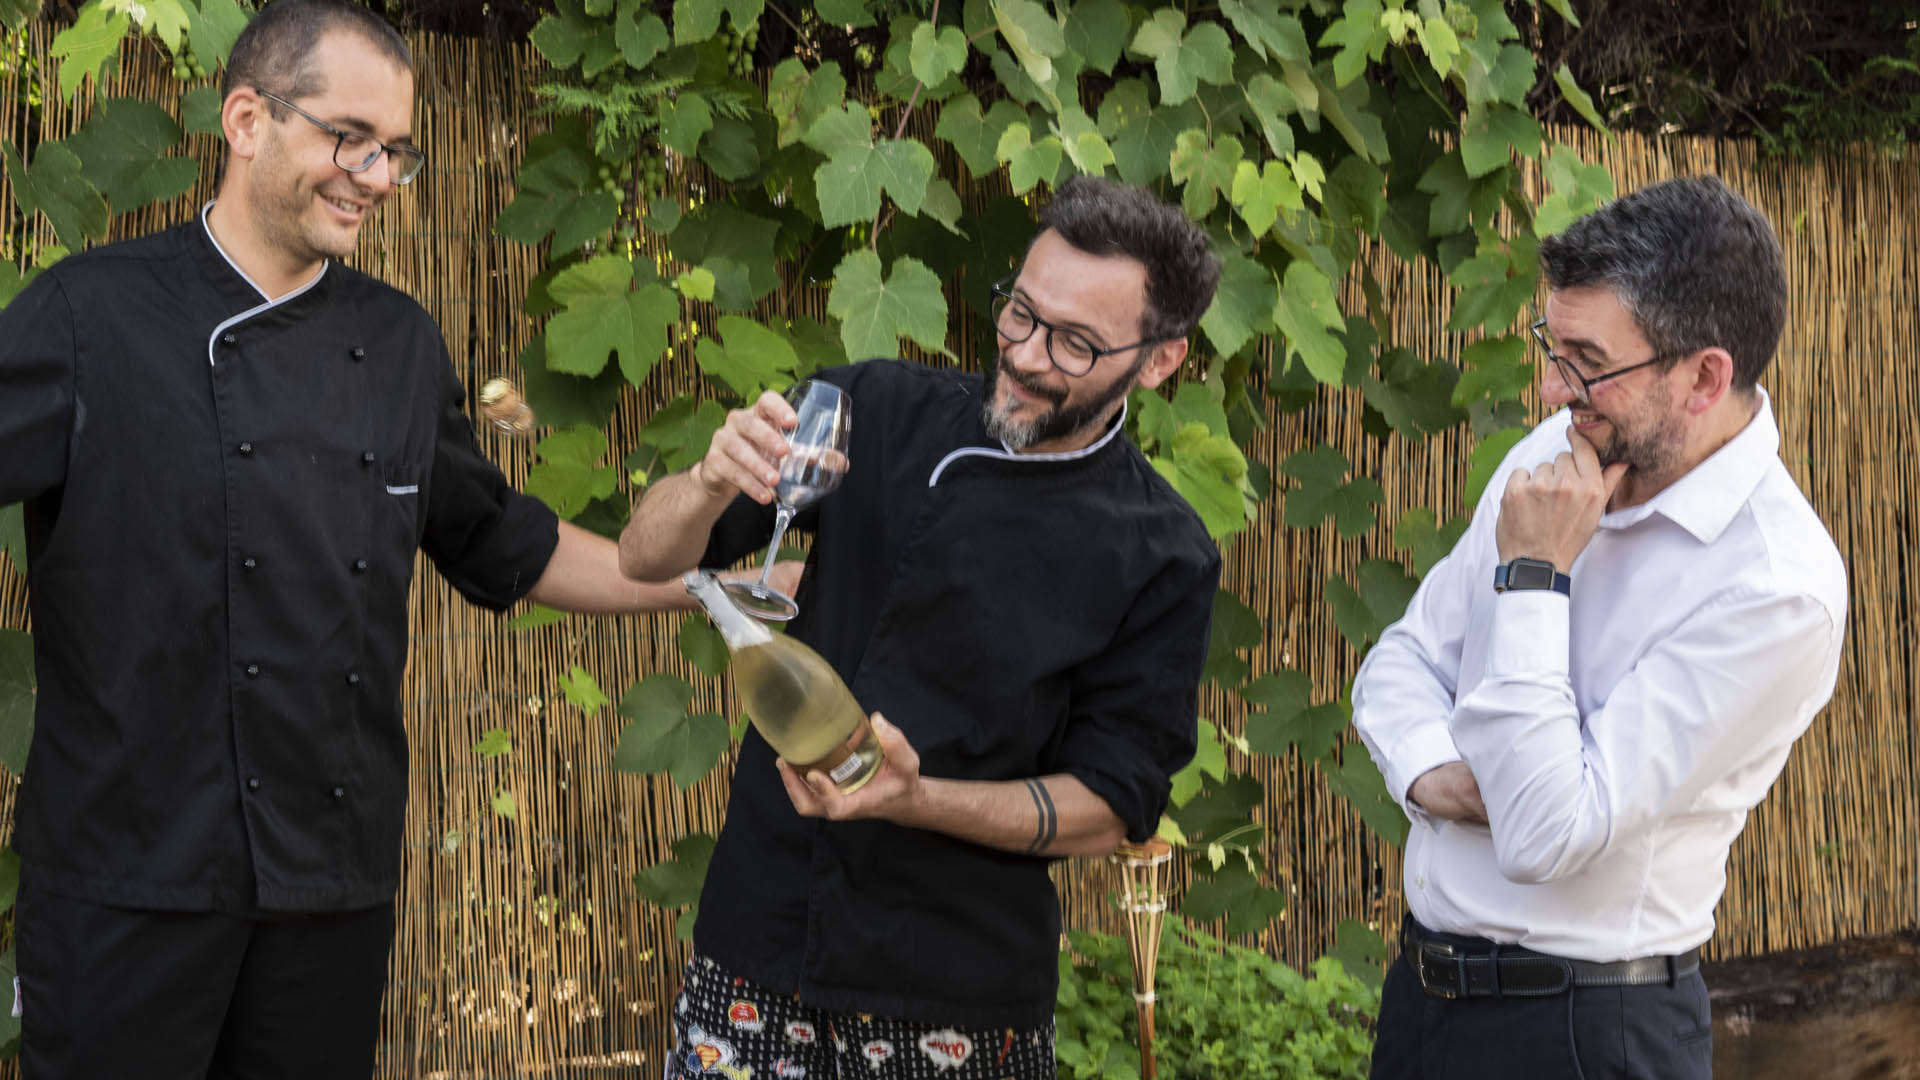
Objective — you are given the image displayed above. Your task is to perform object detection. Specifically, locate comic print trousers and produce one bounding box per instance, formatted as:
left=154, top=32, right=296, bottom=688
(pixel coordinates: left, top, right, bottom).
left=665, top=951, right=1057, bottom=1080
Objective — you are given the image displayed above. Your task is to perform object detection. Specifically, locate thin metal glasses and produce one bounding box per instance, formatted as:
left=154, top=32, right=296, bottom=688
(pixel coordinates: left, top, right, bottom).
left=1528, top=316, right=1671, bottom=403
left=260, top=91, right=427, bottom=185
left=990, top=276, right=1171, bottom=377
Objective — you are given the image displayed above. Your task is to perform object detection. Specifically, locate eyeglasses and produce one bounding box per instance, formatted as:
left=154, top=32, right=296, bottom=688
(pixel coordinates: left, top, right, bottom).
left=259, top=91, right=427, bottom=185
left=1528, top=316, right=1673, bottom=404
left=990, top=276, right=1172, bottom=377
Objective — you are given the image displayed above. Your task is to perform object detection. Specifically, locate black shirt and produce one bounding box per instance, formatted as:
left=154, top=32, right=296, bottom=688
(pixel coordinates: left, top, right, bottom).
left=695, top=360, right=1219, bottom=1026
left=0, top=210, right=559, bottom=912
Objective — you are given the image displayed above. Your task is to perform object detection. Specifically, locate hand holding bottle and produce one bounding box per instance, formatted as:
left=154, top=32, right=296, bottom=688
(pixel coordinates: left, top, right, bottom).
left=776, top=714, right=921, bottom=822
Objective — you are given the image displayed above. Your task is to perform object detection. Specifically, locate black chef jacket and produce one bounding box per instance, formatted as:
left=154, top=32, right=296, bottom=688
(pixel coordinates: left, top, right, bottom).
left=695, top=359, right=1219, bottom=1027
left=0, top=209, right=559, bottom=912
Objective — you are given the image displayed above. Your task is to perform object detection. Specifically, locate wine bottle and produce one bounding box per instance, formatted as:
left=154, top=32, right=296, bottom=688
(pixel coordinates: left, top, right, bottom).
left=684, top=570, right=884, bottom=793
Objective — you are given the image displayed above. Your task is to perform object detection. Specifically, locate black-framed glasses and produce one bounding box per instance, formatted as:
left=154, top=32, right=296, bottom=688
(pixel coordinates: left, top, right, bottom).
left=259, top=90, right=427, bottom=185
left=990, top=276, right=1172, bottom=377
left=1528, top=316, right=1672, bottom=404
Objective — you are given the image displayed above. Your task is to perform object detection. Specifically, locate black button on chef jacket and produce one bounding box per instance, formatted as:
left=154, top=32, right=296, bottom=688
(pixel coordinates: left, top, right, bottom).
left=0, top=209, right=559, bottom=912
left=694, top=360, right=1220, bottom=1027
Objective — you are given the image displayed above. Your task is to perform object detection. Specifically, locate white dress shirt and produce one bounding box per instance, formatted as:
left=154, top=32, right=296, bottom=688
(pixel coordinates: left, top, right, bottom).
left=1353, top=390, right=1846, bottom=962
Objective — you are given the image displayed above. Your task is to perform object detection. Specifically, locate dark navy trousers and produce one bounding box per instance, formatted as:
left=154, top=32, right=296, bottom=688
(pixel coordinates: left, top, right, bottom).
left=1369, top=951, right=1715, bottom=1080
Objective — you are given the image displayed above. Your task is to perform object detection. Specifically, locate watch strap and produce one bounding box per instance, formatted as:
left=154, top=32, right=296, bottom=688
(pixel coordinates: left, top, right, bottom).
left=1493, top=558, right=1571, bottom=596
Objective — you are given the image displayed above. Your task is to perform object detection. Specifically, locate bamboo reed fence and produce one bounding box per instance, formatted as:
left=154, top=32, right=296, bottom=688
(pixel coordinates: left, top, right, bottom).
left=0, top=25, right=1911, bottom=1078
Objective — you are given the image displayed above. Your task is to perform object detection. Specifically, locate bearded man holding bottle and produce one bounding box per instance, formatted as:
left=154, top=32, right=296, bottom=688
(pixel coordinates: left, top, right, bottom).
left=620, top=176, right=1223, bottom=1080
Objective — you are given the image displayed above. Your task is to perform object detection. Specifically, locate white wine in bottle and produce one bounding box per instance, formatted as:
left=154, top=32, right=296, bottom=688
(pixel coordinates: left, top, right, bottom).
left=684, top=570, right=883, bottom=793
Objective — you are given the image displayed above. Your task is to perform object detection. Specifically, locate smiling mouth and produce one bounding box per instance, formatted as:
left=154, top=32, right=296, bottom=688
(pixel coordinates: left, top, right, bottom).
left=323, top=194, right=365, bottom=218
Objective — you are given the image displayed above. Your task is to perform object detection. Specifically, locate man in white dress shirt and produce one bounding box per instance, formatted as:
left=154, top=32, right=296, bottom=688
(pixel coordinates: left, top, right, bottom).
left=1354, top=175, right=1847, bottom=1079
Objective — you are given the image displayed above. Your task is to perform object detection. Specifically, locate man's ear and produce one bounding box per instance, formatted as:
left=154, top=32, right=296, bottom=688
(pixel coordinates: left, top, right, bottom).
left=1685, top=346, right=1735, bottom=415
left=222, top=88, right=268, bottom=163
left=1135, top=337, right=1188, bottom=391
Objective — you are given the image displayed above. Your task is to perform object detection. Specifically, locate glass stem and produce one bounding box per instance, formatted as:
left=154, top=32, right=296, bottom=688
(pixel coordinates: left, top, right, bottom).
left=756, top=505, right=795, bottom=589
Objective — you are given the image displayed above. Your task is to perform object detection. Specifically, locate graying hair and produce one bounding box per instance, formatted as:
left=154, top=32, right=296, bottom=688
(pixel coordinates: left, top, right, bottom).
left=1036, top=177, right=1222, bottom=343
left=1539, top=176, right=1786, bottom=391
left=223, top=0, right=413, bottom=104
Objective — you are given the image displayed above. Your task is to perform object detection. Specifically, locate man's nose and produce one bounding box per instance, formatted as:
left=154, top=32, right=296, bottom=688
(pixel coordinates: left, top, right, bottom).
left=1539, top=365, right=1580, bottom=408
left=1006, top=329, right=1054, bottom=375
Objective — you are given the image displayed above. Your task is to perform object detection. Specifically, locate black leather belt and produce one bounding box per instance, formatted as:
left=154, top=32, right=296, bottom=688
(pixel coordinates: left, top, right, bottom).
left=1401, top=918, right=1700, bottom=1001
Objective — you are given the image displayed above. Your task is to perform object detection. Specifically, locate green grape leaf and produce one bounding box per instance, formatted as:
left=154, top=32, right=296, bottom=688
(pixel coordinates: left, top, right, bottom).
left=1243, top=74, right=1298, bottom=158
left=1129, top=9, right=1232, bottom=106
left=918, top=176, right=966, bottom=235
left=474, top=728, right=512, bottom=759
left=1167, top=771, right=1264, bottom=844
left=186, top=0, right=249, bottom=70
left=768, top=58, right=848, bottom=148
left=526, top=424, right=620, bottom=518
left=1326, top=748, right=1410, bottom=846
left=0, top=503, right=24, bottom=572
left=1325, top=558, right=1419, bottom=652
left=635, top=831, right=718, bottom=925
left=639, top=395, right=731, bottom=473
left=1149, top=423, right=1255, bottom=541
left=1329, top=918, right=1391, bottom=988
left=671, top=202, right=781, bottom=311
left=1053, top=106, right=1113, bottom=176
left=1393, top=506, right=1468, bottom=577
left=3, top=141, right=108, bottom=253
left=827, top=250, right=950, bottom=361
left=678, top=615, right=729, bottom=678
left=1170, top=380, right=1230, bottom=439
left=614, top=674, right=731, bottom=788
left=1271, top=260, right=1346, bottom=385
left=814, top=0, right=877, bottom=28
left=1181, top=858, right=1287, bottom=936
left=699, top=114, right=766, bottom=182
left=66, top=98, right=197, bottom=213
left=659, top=91, right=715, bottom=156
left=696, top=314, right=802, bottom=397
left=506, top=605, right=569, bottom=630
left=1062, top=0, right=1129, bottom=74
left=992, top=0, right=1065, bottom=94
left=0, top=847, right=18, bottom=913
left=1242, top=670, right=1349, bottom=764
left=1464, top=425, right=1527, bottom=506
left=1201, top=588, right=1260, bottom=691
left=994, top=122, right=1064, bottom=194
left=1324, top=154, right=1386, bottom=235
left=518, top=333, right=624, bottom=432
left=1460, top=103, right=1542, bottom=178
left=1553, top=61, right=1609, bottom=133
left=1098, top=80, right=1201, bottom=187
left=1415, top=13, right=1460, bottom=77
left=676, top=268, right=716, bottom=302
left=1536, top=141, right=1615, bottom=236
left=1446, top=246, right=1537, bottom=335
left=616, top=0, right=671, bottom=68
left=1415, top=152, right=1502, bottom=236
left=530, top=1, right=602, bottom=67
left=1465, top=42, right=1535, bottom=107
left=0, top=0, right=39, bottom=33
left=1280, top=445, right=1382, bottom=536
left=1168, top=129, right=1239, bottom=219
left=935, top=93, right=1027, bottom=179
left=1229, top=158, right=1300, bottom=237
left=50, top=4, right=129, bottom=102
left=1198, top=249, right=1277, bottom=360
left=181, top=85, right=222, bottom=135
left=489, top=789, right=517, bottom=820
left=909, top=21, right=969, bottom=85
left=1167, top=718, right=1228, bottom=807
left=1218, top=0, right=1307, bottom=63
left=0, top=630, right=33, bottom=776
left=1317, top=0, right=1386, bottom=87
left=815, top=135, right=936, bottom=227
left=561, top=665, right=610, bottom=714
left=1360, top=346, right=1464, bottom=438
left=674, top=0, right=723, bottom=44
left=1452, top=332, right=1533, bottom=409
left=545, top=256, right=680, bottom=384
left=495, top=129, right=619, bottom=253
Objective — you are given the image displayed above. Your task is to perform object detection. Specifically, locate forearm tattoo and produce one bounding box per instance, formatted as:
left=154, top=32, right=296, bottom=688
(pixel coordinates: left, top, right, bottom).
left=1023, top=778, right=1058, bottom=855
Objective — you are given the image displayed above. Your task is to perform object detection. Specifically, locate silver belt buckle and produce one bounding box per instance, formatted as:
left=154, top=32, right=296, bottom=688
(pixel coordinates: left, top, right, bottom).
left=1417, top=940, right=1461, bottom=1000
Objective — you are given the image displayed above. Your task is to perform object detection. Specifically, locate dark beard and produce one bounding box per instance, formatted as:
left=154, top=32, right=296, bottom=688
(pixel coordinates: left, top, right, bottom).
left=980, top=351, right=1142, bottom=450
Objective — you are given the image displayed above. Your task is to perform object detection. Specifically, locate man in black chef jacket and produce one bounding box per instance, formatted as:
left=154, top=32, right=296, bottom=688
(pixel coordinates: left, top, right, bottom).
left=620, top=176, right=1224, bottom=1080
left=0, top=2, right=734, bottom=1075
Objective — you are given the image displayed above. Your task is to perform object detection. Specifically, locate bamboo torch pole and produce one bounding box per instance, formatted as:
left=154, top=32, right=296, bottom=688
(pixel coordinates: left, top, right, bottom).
left=1110, top=838, right=1172, bottom=1080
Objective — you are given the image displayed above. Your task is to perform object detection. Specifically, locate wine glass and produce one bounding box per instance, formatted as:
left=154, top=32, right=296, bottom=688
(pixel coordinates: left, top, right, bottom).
left=723, top=379, right=851, bottom=621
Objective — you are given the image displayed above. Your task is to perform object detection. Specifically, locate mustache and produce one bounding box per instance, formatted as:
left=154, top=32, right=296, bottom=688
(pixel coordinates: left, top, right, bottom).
left=995, top=353, right=1067, bottom=407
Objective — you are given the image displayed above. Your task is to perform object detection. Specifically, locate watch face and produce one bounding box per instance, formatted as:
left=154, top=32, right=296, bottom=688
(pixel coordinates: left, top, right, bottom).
left=1509, top=559, right=1558, bottom=590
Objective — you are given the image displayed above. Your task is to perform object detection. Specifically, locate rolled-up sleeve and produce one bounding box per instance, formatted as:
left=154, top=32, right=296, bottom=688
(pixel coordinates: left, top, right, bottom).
left=0, top=274, right=76, bottom=507
left=1050, top=545, right=1220, bottom=842
left=419, top=357, right=559, bottom=610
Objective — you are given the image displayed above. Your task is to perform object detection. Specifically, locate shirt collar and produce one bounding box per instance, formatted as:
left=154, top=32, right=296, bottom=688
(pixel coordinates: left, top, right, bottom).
left=1597, top=386, right=1780, bottom=543
left=198, top=200, right=327, bottom=304
left=995, top=396, right=1128, bottom=459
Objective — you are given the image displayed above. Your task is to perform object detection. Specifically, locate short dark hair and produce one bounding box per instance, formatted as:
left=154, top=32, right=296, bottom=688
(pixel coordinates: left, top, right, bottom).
left=1036, top=177, right=1222, bottom=343
left=223, top=0, right=413, bottom=103
left=1538, top=176, right=1787, bottom=391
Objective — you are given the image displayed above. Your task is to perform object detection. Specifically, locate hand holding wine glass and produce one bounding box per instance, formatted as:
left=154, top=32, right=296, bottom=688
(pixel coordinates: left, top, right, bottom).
left=721, top=379, right=850, bottom=620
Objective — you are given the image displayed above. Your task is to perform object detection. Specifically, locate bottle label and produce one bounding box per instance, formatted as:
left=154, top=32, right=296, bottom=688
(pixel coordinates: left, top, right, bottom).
left=828, top=752, right=865, bottom=785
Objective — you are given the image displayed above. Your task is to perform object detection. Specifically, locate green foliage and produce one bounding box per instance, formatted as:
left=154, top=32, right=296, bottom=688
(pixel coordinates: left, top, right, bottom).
left=0, top=630, right=31, bottom=777
left=0, top=505, right=23, bottom=574
left=635, top=831, right=717, bottom=939
left=1056, top=919, right=1380, bottom=1079
left=613, top=673, right=731, bottom=789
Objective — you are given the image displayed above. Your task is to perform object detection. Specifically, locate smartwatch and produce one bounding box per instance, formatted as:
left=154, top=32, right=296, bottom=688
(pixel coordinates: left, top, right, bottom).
left=1493, top=557, right=1571, bottom=596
